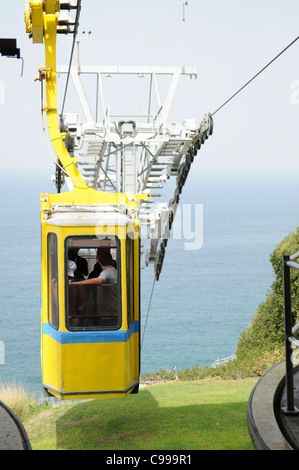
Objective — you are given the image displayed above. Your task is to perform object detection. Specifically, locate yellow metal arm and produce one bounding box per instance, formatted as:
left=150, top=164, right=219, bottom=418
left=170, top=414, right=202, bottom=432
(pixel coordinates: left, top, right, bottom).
left=25, top=0, right=86, bottom=188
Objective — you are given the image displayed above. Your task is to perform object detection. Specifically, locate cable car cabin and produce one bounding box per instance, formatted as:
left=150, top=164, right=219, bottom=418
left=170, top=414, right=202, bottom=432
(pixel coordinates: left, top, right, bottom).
left=40, top=188, right=141, bottom=400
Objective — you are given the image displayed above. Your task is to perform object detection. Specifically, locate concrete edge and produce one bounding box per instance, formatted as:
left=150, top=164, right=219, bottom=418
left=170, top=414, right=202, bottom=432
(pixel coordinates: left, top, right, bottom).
left=247, top=379, right=270, bottom=450
left=0, top=400, right=31, bottom=450
left=247, top=361, right=293, bottom=450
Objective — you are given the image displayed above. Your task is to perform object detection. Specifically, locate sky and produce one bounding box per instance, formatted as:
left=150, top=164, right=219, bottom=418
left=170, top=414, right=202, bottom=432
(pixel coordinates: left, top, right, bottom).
left=0, top=0, right=299, bottom=178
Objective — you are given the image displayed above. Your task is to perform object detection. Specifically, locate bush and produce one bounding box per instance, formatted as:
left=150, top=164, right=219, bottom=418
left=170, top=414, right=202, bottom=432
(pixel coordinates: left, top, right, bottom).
left=270, top=227, right=299, bottom=319
left=237, top=227, right=299, bottom=362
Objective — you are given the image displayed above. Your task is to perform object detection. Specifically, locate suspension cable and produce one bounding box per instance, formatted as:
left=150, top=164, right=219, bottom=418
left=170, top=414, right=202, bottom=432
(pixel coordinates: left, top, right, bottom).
left=60, top=0, right=82, bottom=119
left=141, top=277, right=156, bottom=349
left=212, top=35, right=299, bottom=117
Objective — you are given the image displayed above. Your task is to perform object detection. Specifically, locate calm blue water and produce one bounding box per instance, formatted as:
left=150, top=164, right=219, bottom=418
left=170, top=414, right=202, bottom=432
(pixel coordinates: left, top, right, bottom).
left=0, top=171, right=298, bottom=395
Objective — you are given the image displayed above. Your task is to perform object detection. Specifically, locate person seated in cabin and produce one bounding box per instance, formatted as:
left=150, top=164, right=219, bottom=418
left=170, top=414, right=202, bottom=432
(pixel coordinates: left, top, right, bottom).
left=68, top=248, right=85, bottom=281
left=68, top=249, right=80, bottom=326
left=74, top=248, right=88, bottom=278
left=88, top=247, right=117, bottom=279
left=68, top=248, right=78, bottom=281
left=72, top=252, right=117, bottom=286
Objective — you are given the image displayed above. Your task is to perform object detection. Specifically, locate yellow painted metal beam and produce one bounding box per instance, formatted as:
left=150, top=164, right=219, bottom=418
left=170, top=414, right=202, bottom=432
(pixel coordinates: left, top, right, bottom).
left=25, top=0, right=86, bottom=188
left=31, top=1, right=44, bottom=43
left=43, top=13, right=86, bottom=188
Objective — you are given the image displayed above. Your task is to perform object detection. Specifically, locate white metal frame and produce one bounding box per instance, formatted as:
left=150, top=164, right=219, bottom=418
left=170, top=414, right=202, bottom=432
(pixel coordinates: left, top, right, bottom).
left=57, top=61, right=212, bottom=276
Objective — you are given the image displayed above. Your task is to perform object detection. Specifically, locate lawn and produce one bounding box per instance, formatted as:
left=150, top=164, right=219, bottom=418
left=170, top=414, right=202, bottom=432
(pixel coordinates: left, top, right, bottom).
left=24, top=379, right=256, bottom=450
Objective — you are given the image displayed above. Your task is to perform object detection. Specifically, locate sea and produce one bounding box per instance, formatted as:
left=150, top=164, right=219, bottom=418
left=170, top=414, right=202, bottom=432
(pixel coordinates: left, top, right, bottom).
left=0, top=170, right=298, bottom=396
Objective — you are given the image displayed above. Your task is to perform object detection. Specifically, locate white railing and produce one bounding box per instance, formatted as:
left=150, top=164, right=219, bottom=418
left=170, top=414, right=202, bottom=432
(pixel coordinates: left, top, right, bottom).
left=211, top=354, right=236, bottom=368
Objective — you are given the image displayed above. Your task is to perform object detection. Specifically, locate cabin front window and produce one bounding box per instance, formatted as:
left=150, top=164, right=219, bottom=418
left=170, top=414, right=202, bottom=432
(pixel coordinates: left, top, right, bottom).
left=65, top=236, right=120, bottom=330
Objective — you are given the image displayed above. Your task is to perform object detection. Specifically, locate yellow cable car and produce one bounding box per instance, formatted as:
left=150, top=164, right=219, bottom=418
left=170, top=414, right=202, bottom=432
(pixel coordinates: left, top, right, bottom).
left=25, top=0, right=148, bottom=399
left=41, top=189, right=141, bottom=399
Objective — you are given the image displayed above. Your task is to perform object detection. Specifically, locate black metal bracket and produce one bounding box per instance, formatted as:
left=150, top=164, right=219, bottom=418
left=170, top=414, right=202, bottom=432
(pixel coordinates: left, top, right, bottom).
left=0, top=39, right=23, bottom=76
left=0, top=39, right=20, bottom=59
left=282, top=254, right=299, bottom=415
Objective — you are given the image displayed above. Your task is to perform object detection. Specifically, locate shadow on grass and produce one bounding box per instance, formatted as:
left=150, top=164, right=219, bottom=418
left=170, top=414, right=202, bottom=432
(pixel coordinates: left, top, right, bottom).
left=55, top=388, right=254, bottom=450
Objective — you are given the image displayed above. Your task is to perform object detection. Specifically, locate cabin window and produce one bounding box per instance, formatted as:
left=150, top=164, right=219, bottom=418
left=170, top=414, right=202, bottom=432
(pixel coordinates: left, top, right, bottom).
left=65, top=236, right=120, bottom=330
left=48, top=233, right=59, bottom=329
left=126, top=234, right=134, bottom=327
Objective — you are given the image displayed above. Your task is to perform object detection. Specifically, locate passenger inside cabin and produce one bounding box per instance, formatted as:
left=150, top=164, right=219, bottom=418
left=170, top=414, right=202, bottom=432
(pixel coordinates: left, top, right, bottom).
left=72, top=252, right=117, bottom=286
left=74, top=248, right=88, bottom=278
left=68, top=248, right=78, bottom=280
left=68, top=248, right=86, bottom=281
left=88, top=247, right=117, bottom=279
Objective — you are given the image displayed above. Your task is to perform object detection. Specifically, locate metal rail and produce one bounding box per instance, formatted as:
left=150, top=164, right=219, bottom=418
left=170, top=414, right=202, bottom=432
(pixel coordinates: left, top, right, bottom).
left=211, top=354, right=236, bottom=368
left=282, top=253, right=299, bottom=415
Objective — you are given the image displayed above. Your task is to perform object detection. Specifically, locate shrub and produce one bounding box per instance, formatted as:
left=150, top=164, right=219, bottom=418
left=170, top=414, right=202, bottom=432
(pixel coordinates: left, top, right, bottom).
left=237, top=227, right=299, bottom=362
left=270, top=227, right=299, bottom=318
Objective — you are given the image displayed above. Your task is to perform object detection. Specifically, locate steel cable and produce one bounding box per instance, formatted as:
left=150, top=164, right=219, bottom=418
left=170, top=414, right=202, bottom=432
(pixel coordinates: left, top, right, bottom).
left=60, top=0, right=82, bottom=118
left=212, top=35, right=299, bottom=117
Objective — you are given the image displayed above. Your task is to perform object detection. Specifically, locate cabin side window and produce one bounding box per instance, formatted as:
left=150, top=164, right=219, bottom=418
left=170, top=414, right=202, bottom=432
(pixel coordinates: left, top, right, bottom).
left=66, top=236, right=120, bottom=331
left=126, top=234, right=134, bottom=328
left=48, top=233, right=59, bottom=329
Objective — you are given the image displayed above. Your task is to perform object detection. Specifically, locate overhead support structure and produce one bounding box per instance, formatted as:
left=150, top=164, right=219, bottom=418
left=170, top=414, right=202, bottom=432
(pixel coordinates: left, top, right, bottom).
left=58, top=62, right=214, bottom=278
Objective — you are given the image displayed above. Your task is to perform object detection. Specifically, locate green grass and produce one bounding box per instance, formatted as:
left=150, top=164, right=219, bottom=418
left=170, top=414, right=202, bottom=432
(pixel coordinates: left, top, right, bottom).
left=24, top=379, right=256, bottom=450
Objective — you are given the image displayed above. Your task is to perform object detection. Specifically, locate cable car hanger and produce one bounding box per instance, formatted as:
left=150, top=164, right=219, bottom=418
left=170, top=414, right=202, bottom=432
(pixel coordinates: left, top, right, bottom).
left=25, top=0, right=86, bottom=189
